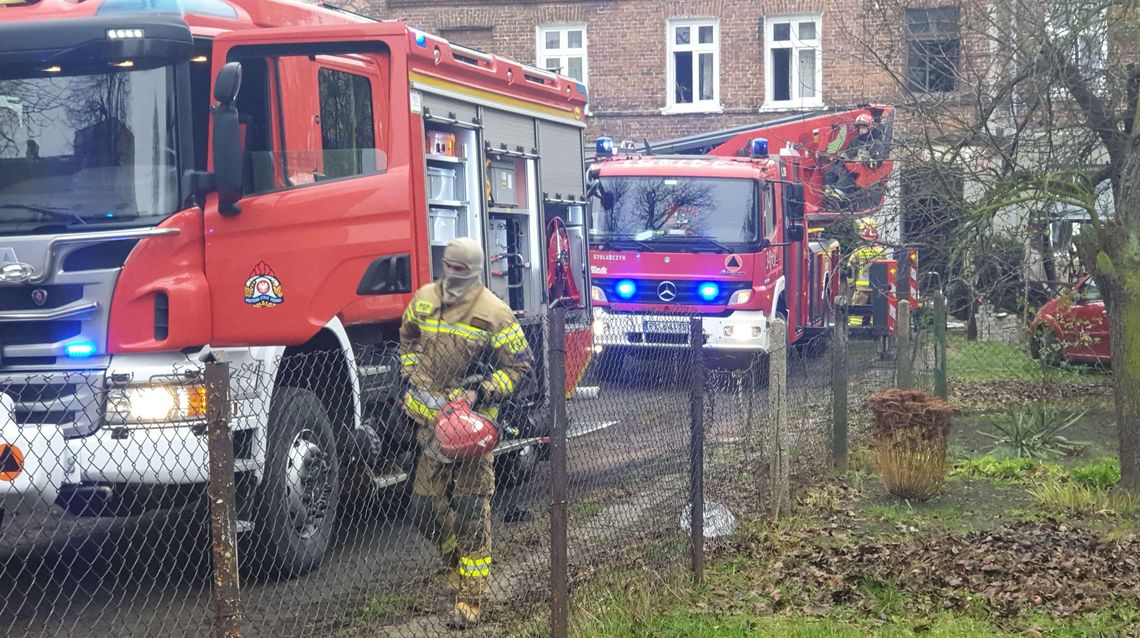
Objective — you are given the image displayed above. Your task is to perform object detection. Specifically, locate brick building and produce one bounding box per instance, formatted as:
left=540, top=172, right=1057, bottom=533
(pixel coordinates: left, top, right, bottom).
left=360, top=0, right=945, bottom=145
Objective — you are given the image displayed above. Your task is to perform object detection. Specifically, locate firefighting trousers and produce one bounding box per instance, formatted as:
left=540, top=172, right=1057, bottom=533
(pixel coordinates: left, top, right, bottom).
left=412, top=426, right=495, bottom=602
left=849, top=288, right=872, bottom=326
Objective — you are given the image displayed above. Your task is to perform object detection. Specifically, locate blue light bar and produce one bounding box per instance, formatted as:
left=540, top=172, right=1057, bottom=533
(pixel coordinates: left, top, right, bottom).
left=65, top=341, right=96, bottom=358
left=615, top=279, right=637, bottom=300
left=697, top=282, right=720, bottom=302
left=413, top=30, right=428, bottom=47
left=750, top=138, right=769, bottom=158
left=595, top=137, right=614, bottom=157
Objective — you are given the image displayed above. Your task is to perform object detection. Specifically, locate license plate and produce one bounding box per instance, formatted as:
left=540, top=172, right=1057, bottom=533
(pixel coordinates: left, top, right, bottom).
left=644, top=320, right=688, bottom=334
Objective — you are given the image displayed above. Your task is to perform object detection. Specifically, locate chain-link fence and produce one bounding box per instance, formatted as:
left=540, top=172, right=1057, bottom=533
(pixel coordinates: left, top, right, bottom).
left=1, top=302, right=927, bottom=637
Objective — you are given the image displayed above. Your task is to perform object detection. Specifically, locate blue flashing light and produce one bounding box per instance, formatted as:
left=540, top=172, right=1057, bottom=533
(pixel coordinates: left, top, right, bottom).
left=414, top=31, right=428, bottom=47
left=65, top=341, right=96, bottom=358
left=595, top=137, right=614, bottom=157
left=750, top=138, right=769, bottom=158
left=615, top=279, right=637, bottom=300
left=697, top=282, right=720, bottom=302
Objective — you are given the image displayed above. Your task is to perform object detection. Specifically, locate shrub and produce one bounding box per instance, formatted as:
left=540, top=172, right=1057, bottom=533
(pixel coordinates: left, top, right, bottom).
left=979, top=402, right=1087, bottom=459
left=868, top=389, right=955, bottom=501
left=952, top=455, right=1063, bottom=481
left=1071, top=457, right=1121, bottom=490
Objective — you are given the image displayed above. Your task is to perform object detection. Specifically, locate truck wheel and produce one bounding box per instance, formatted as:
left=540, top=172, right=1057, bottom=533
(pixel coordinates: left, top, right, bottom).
left=588, top=349, right=624, bottom=384
left=249, top=387, right=340, bottom=579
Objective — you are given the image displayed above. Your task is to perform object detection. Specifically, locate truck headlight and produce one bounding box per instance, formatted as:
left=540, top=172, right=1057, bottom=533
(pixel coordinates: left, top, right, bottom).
left=591, top=285, right=607, bottom=302
left=728, top=289, right=753, bottom=306
left=106, top=384, right=207, bottom=426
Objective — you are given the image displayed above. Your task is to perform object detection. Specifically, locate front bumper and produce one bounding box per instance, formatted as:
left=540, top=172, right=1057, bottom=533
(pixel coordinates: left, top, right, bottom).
left=592, top=308, right=772, bottom=353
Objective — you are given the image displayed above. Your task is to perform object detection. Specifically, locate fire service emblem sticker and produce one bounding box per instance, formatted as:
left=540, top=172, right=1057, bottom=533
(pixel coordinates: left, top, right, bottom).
left=244, top=262, right=284, bottom=308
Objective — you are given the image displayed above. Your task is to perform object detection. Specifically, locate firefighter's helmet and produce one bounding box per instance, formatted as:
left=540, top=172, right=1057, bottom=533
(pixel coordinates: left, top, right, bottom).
left=857, top=217, right=879, bottom=242
left=855, top=113, right=874, bottom=129
left=428, top=400, right=499, bottom=462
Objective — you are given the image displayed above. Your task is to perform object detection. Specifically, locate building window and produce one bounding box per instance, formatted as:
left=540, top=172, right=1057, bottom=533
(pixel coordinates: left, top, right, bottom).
left=764, top=14, right=822, bottom=108
left=537, top=24, right=587, bottom=85
left=905, top=7, right=960, bottom=93
left=666, top=19, right=719, bottom=112
left=1045, top=5, right=1107, bottom=81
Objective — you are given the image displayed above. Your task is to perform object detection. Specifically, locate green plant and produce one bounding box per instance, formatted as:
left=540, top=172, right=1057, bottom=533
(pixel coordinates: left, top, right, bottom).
left=951, top=455, right=1064, bottom=482
left=979, top=403, right=1087, bottom=459
left=1028, top=481, right=1140, bottom=517
left=1071, top=457, right=1121, bottom=490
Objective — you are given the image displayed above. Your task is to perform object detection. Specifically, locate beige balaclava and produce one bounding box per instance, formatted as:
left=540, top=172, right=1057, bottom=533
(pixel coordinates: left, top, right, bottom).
left=440, top=237, right=485, bottom=304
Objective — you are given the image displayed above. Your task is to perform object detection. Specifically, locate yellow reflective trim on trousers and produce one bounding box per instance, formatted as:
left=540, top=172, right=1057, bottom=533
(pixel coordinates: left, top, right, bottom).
left=400, top=353, right=418, bottom=367
left=490, top=369, right=514, bottom=393
left=459, top=555, right=492, bottom=578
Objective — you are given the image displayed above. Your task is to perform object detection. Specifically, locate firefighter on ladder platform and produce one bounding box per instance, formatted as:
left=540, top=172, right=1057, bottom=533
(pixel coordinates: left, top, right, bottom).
left=399, top=237, right=533, bottom=629
left=847, top=217, right=887, bottom=327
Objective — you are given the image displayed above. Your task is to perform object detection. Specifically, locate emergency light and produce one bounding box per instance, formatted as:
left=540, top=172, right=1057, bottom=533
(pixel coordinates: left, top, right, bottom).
left=595, top=137, right=615, bottom=157
left=750, top=138, right=769, bottom=158
left=615, top=279, right=637, bottom=299
left=65, top=341, right=96, bottom=358
left=697, top=282, right=720, bottom=302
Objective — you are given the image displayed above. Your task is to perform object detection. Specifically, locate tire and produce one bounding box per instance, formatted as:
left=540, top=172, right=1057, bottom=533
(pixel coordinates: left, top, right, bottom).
left=248, top=387, right=340, bottom=579
left=586, top=348, right=625, bottom=385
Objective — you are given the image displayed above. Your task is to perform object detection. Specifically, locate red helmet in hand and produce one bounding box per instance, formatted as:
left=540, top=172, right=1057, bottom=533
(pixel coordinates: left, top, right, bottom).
left=429, top=400, right=499, bottom=462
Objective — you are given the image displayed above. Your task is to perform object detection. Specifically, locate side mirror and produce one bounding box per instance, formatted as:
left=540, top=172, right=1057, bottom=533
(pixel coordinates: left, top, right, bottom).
left=212, top=62, right=243, bottom=216
left=787, top=224, right=805, bottom=242
left=356, top=253, right=413, bottom=295
left=785, top=184, right=805, bottom=223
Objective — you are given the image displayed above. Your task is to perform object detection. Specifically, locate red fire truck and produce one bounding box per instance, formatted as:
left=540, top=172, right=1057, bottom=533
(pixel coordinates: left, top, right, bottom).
left=587, top=106, right=908, bottom=369
left=0, top=0, right=592, bottom=575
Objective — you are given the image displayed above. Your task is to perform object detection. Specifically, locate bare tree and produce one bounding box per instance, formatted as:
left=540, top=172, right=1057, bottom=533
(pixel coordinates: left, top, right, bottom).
left=841, top=0, right=1140, bottom=488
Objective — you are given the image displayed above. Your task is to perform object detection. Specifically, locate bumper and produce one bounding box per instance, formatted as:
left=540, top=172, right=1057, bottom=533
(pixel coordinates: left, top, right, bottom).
left=592, top=308, right=772, bottom=354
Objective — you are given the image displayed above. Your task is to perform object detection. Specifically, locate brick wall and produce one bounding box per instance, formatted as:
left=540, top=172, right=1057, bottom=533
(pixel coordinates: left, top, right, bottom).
left=364, top=0, right=914, bottom=143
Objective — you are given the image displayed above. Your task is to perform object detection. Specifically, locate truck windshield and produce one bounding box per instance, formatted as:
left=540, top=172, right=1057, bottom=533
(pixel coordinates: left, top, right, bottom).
left=0, top=67, right=180, bottom=236
left=590, top=176, right=758, bottom=249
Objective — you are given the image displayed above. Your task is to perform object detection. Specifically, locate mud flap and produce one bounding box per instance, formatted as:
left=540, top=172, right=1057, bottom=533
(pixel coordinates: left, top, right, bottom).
left=0, top=393, right=68, bottom=513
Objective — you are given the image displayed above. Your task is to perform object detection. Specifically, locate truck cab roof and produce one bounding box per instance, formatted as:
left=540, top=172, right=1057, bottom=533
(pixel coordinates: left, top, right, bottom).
left=592, top=155, right=778, bottom=181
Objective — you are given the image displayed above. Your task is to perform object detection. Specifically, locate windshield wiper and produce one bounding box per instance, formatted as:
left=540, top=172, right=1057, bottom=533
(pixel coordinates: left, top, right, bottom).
left=595, top=234, right=655, bottom=251
left=0, top=204, right=88, bottom=226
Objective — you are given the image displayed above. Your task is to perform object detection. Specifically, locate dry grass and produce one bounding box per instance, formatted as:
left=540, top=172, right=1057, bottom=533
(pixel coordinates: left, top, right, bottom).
left=874, top=443, right=950, bottom=501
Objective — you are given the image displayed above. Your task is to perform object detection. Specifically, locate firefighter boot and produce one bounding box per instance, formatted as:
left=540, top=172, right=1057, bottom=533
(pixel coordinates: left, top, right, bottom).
left=448, top=600, right=482, bottom=629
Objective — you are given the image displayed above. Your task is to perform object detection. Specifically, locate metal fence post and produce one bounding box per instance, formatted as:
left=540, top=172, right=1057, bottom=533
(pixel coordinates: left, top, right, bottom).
left=832, top=298, right=849, bottom=472
left=934, top=293, right=948, bottom=399
left=549, top=306, right=569, bottom=638
left=205, top=357, right=241, bottom=638
left=896, top=299, right=912, bottom=388
left=688, top=317, right=705, bottom=585
left=768, top=319, right=789, bottom=519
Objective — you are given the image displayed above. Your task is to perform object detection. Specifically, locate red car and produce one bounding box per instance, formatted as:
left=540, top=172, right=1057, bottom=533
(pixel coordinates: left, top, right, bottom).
left=1030, top=275, right=1110, bottom=365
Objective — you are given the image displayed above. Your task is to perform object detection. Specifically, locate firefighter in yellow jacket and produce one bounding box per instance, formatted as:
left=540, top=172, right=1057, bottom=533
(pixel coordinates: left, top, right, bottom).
left=399, top=237, right=532, bottom=629
left=848, top=218, right=887, bottom=326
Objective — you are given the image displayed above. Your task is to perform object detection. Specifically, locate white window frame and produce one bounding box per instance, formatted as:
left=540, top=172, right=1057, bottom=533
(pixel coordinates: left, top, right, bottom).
left=1045, top=5, right=1108, bottom=94
left=536, top=24, right=588, bottom=87
left=763, top=13, right=824, bottom=111
left=664, top=18, right=721, bottom=114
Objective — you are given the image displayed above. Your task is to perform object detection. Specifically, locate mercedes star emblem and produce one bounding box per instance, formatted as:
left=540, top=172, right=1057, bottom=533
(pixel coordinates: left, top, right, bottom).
left=657, top=281, right=677, bottom=302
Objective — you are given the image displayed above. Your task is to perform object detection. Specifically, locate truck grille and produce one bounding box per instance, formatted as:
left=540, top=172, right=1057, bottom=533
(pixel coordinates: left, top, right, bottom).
left=0, top=372, right=103, bottom=438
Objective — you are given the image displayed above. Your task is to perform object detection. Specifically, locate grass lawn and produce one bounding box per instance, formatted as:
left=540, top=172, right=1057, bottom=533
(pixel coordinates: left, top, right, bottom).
left=544, top=414, right=1139, bottom=638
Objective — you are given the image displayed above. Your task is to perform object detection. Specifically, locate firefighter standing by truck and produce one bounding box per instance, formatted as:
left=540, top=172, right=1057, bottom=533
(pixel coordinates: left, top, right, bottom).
left=847, top=218, right=887, bottom=326
left=399, top=237, right=532, bottom=629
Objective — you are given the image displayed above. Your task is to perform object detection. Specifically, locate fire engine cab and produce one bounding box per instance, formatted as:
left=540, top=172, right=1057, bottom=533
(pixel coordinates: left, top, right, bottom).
left=587, top=106, right=906, bottom=369
left=0, top=0, right=591, bottom=575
